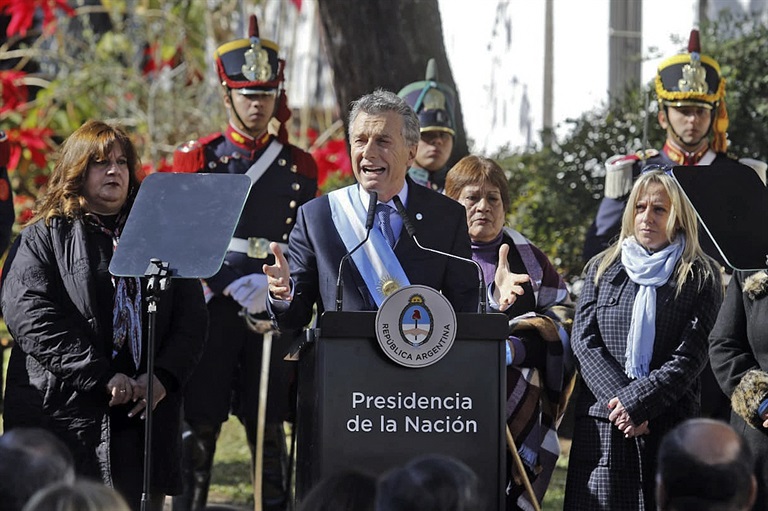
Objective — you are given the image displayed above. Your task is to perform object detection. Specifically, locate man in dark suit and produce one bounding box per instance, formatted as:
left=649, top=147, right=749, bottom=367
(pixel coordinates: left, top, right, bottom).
left=265, top=89, right=478, bottom=328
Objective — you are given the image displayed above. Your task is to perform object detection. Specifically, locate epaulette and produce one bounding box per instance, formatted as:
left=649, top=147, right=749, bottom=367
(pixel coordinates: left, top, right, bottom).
left=604, top=153, right=636, bottom=199
left=737, top=157, right=768, bottom=185
left=0, top=130, right=8, bottom=167
left=635, top=148, right=659, bottom=160
left=171, top=132, right=223, bottom=173
left=290, top=146, right=319, bottom=180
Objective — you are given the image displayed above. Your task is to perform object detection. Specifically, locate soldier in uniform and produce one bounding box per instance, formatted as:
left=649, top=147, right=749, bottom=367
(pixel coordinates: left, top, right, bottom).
left=167, top=14, right=318, bottom=511
left=0, top=130, right=14, bottom=255
left=397, top=58, right=458, bottom=193
left=583, top=28, right=767, bottom=263
left=0, top=130, right=15, bottom=415
left=582, top=28, right=766, bottom=422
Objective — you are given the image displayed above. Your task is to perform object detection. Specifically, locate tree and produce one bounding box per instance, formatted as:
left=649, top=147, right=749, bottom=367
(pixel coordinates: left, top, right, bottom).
left=316, top=0, right=469, bottom=166
left=495, top=15, right=768, bottom=281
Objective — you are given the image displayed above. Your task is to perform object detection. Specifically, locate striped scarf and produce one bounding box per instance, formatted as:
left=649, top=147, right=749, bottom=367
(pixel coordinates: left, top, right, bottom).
left=89, top=214, right=143, bottom=370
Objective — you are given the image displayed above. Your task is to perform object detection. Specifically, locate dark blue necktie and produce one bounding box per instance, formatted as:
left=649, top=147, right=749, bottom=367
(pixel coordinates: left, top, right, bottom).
left=376, top=203, right=396, bottom=248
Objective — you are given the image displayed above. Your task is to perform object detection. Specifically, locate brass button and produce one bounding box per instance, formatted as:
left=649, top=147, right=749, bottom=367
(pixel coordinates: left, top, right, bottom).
left=289, top=200, right=297, bottom=209
left=285, top=218, right=293, bottom=225
left=290, top=164, right=298, bottom=173
left=292, top=183, right=300, bottom=191
left=282, top=233, right=288, bottom=241
left=278, top=158, right=287, bottom=166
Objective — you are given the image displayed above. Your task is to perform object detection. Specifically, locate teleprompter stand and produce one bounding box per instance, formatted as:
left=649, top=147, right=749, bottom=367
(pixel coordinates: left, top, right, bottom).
left=293, top=310, right=510, bottom=511
left=672, top=159, right=768, bottom=270
left=110, top=172, right=250, bottom=511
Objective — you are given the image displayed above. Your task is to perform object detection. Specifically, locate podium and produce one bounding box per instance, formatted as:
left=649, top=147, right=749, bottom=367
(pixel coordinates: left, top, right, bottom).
left=294, top=310, right=510, bottom=511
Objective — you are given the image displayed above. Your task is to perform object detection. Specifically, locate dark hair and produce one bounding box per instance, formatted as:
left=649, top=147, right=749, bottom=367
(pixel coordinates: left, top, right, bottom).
left=299, top=469, right=376, bottom=511
left=375, top=454, right=483, bottom=511
left=658, top=420, right=755, bottom=511
left=445, top=155, right=511, bottom=213
left=0, top=428, right=76, bottom=511
left=31, top=119, right=141, bottom=226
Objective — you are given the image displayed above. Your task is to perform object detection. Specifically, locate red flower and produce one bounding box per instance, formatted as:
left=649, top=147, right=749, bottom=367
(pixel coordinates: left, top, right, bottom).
left=311, top=138, right=352, bottom=188
left=0, top=70, right=29, bottom=113
left=0, top=0, right=75, bottom=37
left=139, top=158, right=172, bottom=181
left=4, top=127, right=55, bottom=170
left=13, top=193, right=36, bottom=225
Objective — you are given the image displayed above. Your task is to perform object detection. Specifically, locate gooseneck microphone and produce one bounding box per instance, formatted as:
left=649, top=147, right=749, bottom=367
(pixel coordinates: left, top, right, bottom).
left=335, top=191, right=378, bottom=311
left=391, top=195, right=487, bottom=313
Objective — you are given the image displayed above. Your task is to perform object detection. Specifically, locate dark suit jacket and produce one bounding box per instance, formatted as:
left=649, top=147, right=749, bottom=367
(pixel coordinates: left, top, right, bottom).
left=710, top=270, right=768, bottom=504
left=272, top=179, right=479, bottom=331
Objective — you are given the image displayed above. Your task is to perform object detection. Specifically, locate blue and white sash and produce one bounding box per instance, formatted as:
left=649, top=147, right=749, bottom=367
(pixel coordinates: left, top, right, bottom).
left=329, top=186, right=410, bottom=307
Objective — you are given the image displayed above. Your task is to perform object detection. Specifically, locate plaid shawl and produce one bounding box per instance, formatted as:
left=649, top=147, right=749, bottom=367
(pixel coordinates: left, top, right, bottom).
left=502, top=228, right=575, bottom=510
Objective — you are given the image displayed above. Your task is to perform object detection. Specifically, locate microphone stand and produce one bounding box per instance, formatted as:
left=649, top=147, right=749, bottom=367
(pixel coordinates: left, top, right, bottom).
left=391, top=196, right=487, bottom=313
left=335, top=191, right=378, bottom=311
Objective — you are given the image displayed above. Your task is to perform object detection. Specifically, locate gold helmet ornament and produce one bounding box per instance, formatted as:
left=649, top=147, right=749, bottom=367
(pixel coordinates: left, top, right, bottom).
left=214, top=14, right=292, bottom=143
left=655, top=29, right=728, bottom=152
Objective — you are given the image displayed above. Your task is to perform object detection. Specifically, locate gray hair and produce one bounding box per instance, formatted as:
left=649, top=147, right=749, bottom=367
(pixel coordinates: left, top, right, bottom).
left=348, top=89, right=420, bottom=147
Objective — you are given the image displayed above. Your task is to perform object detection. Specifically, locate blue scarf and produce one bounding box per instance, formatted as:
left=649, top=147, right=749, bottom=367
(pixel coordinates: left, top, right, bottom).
left=620, top=234, right=684, bottom=378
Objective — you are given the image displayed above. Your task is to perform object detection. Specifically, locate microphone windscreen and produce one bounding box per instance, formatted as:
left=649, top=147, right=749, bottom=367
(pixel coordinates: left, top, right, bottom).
left=365, top=191, right=378, bottom=230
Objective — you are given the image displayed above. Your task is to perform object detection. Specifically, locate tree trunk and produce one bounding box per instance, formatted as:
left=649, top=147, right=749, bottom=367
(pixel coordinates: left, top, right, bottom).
left=316, top=0, right=468, bottom=165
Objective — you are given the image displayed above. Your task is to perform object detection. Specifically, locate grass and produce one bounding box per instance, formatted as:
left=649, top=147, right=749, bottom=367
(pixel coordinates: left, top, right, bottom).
left=208, top=417, right=255, bottom=507
left=1, top=347, right=569, bottom=510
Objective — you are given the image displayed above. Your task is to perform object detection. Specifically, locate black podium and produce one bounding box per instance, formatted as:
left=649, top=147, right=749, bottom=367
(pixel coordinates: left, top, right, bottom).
left=294, top=310, right=509, bottom=511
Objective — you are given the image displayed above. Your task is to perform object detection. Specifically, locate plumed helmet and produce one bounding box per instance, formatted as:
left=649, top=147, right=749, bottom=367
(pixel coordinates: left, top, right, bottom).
left=655, top=29, right=729, bottom=152
left=397, top=58, right=456, bottom=136
left=214, top=14, right=293, bottom=143
left=214, top=14, right=284, bottom=92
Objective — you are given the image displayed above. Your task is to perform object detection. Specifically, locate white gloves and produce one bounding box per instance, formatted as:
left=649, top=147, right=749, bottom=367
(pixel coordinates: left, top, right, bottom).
left=224, top=273, right=269, bottom=314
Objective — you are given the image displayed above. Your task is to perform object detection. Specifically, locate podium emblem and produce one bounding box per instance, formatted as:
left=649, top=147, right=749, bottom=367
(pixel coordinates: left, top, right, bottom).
left=375, top=285, right=456, bottom=368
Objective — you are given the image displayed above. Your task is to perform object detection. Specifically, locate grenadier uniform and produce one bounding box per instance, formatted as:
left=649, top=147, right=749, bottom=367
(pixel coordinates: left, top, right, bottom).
left=398, top=58, right=457, bottom=193
left=0, top=130, right=14, bottom=255
left=583, top=29, right=767, bottom=263
left=167, top=15, right=317, bottom=511
left=582, top=28, right=766, bottom=423
left=0, top=130, right=15, bottom=416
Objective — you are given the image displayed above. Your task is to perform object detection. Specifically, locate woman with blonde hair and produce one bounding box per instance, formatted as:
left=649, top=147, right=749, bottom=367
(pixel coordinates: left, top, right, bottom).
left=564, top=169, right=723, bottom=510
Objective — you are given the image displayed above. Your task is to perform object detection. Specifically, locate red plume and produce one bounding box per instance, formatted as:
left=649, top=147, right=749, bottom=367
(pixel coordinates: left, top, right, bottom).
left=275, top=90, right=292, bottom=144
left=248, top=15, right=259, bottom=38
left=688, top=29, right=701, bottom=53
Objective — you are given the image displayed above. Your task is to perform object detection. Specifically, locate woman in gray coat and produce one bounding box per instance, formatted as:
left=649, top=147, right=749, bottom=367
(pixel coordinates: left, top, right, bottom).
left=564, top=169, right=723, bottom=510
left=1, top=120, right=207, bottom=511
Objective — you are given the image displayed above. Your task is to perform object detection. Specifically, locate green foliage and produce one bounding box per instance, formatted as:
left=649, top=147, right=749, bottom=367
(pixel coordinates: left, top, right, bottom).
left=496, top=87, right=665, bottom=279
left=496, top=15, right=767, bottom=280
left=701, top=13, right=768, bottom=161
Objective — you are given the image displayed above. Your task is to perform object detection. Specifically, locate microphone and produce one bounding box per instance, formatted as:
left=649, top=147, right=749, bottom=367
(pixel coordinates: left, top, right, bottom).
left=391, top=195, right=487, bottom=313
left=335, top=191, right=378, bottom=311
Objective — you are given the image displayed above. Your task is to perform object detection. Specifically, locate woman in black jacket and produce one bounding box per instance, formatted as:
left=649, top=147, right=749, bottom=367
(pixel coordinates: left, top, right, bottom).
left=0, top=120, right=208, bottom=511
